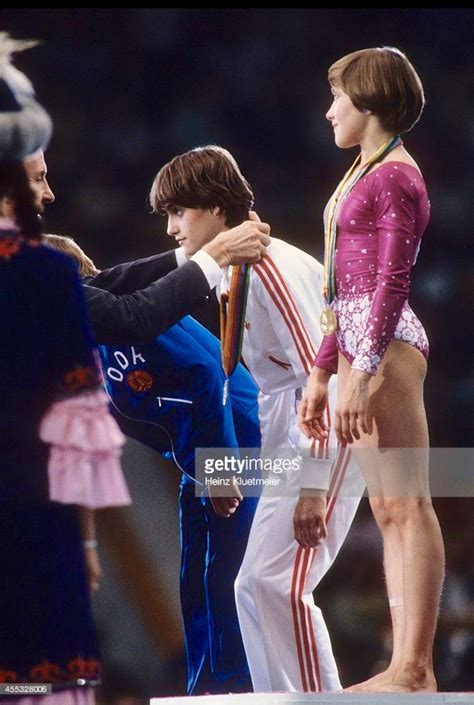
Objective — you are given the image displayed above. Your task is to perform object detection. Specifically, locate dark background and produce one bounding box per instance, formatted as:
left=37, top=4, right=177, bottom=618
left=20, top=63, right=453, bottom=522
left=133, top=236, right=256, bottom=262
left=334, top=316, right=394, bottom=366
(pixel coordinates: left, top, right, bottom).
left=3, top=8, right=472, bottom=445
left=2, top=8, right=472, bottom=702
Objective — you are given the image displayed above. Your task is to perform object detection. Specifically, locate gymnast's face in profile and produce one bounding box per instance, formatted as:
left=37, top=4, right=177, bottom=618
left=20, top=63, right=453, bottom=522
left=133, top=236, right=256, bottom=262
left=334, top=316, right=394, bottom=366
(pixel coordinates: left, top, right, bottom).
left=326, top=85, right=369, bottom=149
left=23, top=150, right=55, bottom=213
left=165, top=205, right=225, bottom=257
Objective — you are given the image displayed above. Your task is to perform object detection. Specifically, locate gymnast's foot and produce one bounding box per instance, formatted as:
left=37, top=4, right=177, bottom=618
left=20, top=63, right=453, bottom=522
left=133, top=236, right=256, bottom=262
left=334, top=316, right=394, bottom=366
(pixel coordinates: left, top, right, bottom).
left=345, top=666, right=437, bottom=693
left=344, top=669, right=394, bottom=692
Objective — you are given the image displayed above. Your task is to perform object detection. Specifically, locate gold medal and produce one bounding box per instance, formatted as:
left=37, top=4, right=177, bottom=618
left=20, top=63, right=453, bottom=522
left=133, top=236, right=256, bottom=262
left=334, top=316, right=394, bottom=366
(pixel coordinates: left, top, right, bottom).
left=320, top=307, right=338, bottom=336
left=323, top=135, right=402, bottom=307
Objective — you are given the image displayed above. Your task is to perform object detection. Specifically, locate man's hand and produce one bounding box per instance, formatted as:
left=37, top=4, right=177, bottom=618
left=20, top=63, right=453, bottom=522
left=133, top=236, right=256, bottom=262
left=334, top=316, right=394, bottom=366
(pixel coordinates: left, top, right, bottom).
left=293, top=493, right=328, bottom=548
left=203, top=210, right=271, bottom=267
left=208, top=476, right=244, bottom=518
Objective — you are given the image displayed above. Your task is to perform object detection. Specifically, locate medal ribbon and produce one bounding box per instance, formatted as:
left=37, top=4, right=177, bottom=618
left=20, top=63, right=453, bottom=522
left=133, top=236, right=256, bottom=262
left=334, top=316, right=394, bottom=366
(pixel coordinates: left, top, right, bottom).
left=323, top=135, right=402, bottom=304
left=220, top=263, right=250, bottom=389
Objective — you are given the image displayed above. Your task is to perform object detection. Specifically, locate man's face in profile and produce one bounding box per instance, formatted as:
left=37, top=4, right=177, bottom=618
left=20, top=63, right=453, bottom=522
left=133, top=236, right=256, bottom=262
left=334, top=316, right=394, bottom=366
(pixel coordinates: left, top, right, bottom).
left=23, top=150, right=55, bottom=213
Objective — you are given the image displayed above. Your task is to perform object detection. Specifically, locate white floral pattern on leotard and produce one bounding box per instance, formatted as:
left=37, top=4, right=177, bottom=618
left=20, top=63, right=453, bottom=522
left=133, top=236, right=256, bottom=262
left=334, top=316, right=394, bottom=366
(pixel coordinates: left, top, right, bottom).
left=334, top=293, right=429, bottom=375
left=315, top=163, right=431, bottom=376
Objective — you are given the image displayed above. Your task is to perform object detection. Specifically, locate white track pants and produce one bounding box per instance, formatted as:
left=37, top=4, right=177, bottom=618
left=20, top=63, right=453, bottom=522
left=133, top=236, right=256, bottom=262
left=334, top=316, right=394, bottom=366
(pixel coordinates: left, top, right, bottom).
left=235, top=387, right=364, bottom=692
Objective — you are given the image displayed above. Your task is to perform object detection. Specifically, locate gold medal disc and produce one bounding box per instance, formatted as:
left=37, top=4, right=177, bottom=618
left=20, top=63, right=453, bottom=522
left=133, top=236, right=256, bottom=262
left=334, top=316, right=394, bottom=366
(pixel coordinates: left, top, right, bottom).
left=320, top=308, right=338, bottom=336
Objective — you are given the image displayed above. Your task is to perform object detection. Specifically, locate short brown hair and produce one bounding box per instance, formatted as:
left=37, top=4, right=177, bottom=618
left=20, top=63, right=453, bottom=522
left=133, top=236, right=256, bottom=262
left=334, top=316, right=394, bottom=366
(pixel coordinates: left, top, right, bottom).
left=149, top=145, right=254, bottom=227
left=328, top=47, right=425, bottom=134
left=42, top=233, right=99, bottom=276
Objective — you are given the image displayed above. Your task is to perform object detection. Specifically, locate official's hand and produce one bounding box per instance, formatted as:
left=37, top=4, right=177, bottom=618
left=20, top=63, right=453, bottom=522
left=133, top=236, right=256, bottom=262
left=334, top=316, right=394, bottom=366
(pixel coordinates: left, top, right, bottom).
left=203, top=210, right=270, bottom=267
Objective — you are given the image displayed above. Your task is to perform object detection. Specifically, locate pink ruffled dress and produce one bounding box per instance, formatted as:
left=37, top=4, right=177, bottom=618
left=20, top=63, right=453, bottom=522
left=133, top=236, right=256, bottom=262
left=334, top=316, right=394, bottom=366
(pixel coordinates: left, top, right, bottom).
left=0, top=223, right=129, bottom=703
left=39, top=388, right=130, bottom=508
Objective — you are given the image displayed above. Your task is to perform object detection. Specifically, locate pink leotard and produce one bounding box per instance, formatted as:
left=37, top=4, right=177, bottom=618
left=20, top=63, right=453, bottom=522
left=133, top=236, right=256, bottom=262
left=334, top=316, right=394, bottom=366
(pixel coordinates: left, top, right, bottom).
left=315, top=162, right=430, bottom=376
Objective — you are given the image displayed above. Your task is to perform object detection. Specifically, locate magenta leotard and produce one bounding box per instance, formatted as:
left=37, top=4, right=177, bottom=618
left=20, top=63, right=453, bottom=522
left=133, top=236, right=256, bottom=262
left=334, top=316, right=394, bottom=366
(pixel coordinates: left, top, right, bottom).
left=315, top=162, right=431, bottom=376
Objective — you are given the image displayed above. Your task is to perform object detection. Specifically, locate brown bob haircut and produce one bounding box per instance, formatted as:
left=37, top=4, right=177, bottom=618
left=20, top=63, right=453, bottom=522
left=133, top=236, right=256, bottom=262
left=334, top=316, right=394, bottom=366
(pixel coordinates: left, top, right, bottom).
left=42, top=233, right=99, bottom=277
left=328, top=47, right=425, bottom=134
left=149, top=145, right=254, bottom=228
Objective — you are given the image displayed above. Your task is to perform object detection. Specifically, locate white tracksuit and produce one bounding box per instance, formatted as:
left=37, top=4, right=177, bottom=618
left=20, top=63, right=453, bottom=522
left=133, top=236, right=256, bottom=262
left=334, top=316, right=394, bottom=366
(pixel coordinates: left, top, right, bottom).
left=218, top=238, right=364, bottom=692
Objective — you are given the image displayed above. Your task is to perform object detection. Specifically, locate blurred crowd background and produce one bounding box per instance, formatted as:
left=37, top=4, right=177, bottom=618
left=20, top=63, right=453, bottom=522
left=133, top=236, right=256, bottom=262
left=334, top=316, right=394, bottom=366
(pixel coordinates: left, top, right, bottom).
left=2, top=8, right=472, bottom=703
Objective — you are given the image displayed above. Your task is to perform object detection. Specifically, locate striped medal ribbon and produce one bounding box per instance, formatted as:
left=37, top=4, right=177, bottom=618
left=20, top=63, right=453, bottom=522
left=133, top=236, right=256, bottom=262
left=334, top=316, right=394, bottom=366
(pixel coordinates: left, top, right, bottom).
left=321, top=135, right=402, bottom=336
left=220, top=263, right=251, bottom=405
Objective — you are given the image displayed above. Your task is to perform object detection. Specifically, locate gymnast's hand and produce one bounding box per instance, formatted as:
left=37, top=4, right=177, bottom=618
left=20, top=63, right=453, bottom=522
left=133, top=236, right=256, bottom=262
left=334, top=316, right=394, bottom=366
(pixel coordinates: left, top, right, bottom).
left=298, top=366, right=331, bottom=441
left=208, top=476, right=244, bottom=518
left=335, top=368, right=372, bottom=444
left=294, top=492, right=328, bottom=548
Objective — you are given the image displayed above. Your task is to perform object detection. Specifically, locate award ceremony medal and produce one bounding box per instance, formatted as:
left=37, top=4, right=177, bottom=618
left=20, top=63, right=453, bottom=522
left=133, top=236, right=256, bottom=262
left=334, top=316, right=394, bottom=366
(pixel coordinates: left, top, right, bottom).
left=320, top=307, right=338, bottom=336
left=321, top=135, right=402, bottom=336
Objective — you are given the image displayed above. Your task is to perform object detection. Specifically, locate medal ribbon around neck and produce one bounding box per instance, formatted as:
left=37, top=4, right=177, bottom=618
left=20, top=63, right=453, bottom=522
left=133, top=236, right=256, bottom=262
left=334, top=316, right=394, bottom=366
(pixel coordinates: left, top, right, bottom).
left=220, top=263, right=250, bottom=402
left=323, top=135, right=402, bottom=306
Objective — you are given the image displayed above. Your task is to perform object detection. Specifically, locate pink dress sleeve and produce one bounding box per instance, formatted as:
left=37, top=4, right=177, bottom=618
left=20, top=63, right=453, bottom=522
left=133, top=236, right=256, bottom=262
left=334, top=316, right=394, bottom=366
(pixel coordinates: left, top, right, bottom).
left=39, top=389, right=130, bottom=509
left=351, top=168, right=426, bottom=375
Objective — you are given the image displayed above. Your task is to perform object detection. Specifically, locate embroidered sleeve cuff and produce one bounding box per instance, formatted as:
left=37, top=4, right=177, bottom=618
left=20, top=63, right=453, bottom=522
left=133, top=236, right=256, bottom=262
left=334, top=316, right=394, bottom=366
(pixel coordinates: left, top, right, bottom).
left=191, top=250, right=222, bottom=289
left=299, top=456, right=333, bottom=491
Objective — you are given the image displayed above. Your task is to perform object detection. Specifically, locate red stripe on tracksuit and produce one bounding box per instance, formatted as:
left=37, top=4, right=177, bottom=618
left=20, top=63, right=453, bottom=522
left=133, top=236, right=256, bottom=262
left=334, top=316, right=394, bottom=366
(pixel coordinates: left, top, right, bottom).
left=254, top=256, right=330, bottom=458
left=290, top=546, right=309, bottom=692
left=297, top=547, right=317, bottom=691
left=306, top=598, right=322, bottom=691
left=264, top=256, right=317, bottom=362
left=253, top=259, right=315, bottom=375
left=291, top=445, right=351, bottom=691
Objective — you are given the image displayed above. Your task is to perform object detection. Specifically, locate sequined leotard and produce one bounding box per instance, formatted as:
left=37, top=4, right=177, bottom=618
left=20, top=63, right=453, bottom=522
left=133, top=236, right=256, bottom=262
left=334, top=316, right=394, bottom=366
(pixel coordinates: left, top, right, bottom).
left=315, top=162, right=430, bottom=376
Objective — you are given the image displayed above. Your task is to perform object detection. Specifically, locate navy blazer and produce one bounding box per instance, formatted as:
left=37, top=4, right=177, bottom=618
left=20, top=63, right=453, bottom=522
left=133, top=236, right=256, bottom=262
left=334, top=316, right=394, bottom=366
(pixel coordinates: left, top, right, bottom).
left=83, top=250, right=212, bottom=344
